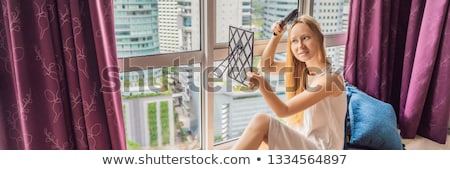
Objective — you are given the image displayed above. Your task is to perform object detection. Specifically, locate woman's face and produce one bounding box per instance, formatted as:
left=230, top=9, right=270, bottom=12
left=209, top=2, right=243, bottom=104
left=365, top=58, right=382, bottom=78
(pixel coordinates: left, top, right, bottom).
left=289, top=23, right=320, bottom=63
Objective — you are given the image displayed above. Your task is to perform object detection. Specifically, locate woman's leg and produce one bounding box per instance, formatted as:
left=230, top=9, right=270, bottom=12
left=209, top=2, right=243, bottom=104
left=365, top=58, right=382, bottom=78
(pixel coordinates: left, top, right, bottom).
left=231, top=113, right=271, bottom=150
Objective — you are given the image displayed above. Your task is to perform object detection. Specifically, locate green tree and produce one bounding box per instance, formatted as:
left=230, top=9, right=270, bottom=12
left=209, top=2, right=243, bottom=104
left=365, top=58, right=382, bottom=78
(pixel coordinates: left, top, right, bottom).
left=160, top=68, right=169, bottom=92
left=252, top=0, right=264, bottom=16
left=160, top=101, right=170, bottom=145
left=148, top=103, right=158, bottom=147
left=126, top=140, right=142, bottom=150
left=124, top=79, right=130, bottom=88
left=148, top=76, right=154, bottom=86
left=214, top=135, right=223, bottom=143
left=138, top=78, right=144, bottom=87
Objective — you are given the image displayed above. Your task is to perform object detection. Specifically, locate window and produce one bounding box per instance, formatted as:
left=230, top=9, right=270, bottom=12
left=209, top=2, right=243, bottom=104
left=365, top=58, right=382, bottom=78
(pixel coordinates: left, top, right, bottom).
left=114, top=0, right=350, bottom=150
left=212, top=54, right=287, bottom=144
left=213, top=0, right=299, bottom=145
left=121, top=65, right=201, bottom=150
left=114, top=0, right=202, bottom=150
left=183, top=17, right=192, bottom=27
left=114, top=0, right=201, bottom=58
left=313, top=0, right=351, bottom=70
left=216, top=0, right=299, bottom=43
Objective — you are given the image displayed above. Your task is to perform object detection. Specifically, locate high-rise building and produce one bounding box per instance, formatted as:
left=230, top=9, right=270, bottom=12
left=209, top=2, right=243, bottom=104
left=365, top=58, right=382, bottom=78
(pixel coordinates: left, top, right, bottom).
left=157, top=0, right=200, bottom=53
left=259, top=0, right=349, bottom=70
left=262, top=0, right=298, bottom=39
left=216, top=0, right=252, bottom=43
left=313, top=0, right=347, bottom=70
left=122, top=93, right=175, bottom=149
left=174, top=64, right=200, bottom=135
left=313, top=0, right=346, bottom=34
left=113, top=0, right=160, bottom=58
left=158, top=0, right=181, bottom=53
left=213, top=77, right=283, bottom=142
left=178, top=0, right=201, bottom=51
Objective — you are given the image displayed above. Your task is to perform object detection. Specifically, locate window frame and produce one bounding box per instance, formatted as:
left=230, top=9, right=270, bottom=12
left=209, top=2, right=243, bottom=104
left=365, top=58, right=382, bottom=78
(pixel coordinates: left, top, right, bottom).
left=117, top=0, right=348, bottom=150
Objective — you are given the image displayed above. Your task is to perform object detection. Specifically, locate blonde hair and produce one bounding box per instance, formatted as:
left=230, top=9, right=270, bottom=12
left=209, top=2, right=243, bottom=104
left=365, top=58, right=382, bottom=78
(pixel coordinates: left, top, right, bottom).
left=285, top=15, right=331, bottom=125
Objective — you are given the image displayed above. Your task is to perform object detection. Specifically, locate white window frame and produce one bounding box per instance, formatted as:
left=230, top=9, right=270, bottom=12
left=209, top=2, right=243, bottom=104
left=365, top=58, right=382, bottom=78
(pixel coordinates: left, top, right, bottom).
left=117, top=0, right=348, bottom=150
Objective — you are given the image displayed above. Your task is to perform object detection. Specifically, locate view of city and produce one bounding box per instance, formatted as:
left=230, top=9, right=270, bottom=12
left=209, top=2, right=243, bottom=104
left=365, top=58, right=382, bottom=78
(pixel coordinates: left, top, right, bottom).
left=114, top=0, right=350, bottom=150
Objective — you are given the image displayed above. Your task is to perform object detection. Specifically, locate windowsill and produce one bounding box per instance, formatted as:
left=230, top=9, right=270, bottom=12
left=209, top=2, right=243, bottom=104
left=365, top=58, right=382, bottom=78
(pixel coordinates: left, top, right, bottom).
left=213, top=139, right=268, bottom=150
left=213, top=140, right=236, bottom=150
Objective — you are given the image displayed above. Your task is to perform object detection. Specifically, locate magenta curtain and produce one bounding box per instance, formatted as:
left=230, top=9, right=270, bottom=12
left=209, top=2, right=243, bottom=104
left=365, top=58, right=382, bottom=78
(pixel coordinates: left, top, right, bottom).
left=0, top=0, right=126, bottom=149
left=344, top=0, right=450, bottom=144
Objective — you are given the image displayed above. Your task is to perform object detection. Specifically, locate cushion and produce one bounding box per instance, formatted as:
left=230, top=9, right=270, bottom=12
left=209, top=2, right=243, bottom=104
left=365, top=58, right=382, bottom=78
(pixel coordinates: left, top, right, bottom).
left=345, top=84, right=404, bottom=150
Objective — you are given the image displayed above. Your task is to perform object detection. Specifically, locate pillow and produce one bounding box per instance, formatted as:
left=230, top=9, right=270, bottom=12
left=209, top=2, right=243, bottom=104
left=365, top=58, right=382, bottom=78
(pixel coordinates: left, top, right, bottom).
left=345, top=84, right=404, bottom=150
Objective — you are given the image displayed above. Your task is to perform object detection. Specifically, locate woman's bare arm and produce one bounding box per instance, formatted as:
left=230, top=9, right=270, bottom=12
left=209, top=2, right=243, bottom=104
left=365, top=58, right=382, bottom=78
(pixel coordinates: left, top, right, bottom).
left=249, top=72, right=345, bottom=118
left=258, top=20, right=287, bottom=74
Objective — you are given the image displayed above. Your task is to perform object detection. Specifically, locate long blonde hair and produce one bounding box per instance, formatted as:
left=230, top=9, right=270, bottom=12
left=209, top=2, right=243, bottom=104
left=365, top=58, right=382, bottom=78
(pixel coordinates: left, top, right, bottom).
left=285, top=15, right=331, bottom=125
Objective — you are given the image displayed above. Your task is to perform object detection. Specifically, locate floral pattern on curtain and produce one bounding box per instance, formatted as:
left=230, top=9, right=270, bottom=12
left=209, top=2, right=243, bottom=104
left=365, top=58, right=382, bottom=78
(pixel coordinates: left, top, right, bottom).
left=0, top=0, right=126, bottom=149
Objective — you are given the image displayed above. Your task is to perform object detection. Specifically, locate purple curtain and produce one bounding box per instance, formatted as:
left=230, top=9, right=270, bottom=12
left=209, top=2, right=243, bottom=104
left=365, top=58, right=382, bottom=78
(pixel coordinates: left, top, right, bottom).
left=0, top=0, right=127, bottom=149
left=345, top=0, right=450, bottom=144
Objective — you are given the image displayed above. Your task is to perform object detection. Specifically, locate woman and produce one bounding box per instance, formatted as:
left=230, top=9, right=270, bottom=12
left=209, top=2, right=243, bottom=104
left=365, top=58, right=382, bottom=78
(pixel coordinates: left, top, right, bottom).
left=232, top=15, right=347, bottom=150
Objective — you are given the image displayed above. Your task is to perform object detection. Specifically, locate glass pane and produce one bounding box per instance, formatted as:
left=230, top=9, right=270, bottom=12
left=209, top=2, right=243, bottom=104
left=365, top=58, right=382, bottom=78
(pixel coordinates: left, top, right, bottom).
left=326, top=45, right=346, bottom=71
left=216, top=0, right=299, bottom=43
left=313, top=0, right=351, bottom=71
left=313, top=0, right=351, bottom=35
left=121, top=65, right=201, bottom=149
left=113, top=0, right=201, bottom=58
left=213, top=54, right=286, bottom=144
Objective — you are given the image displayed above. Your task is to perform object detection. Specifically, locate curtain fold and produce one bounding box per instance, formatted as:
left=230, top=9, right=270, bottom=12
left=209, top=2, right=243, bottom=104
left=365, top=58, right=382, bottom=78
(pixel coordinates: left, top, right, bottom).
left=344, top=0, right=450, bottom=144
left=403, top=0, right=450, bottom=142
left=0, top=0, right=126, bottom=149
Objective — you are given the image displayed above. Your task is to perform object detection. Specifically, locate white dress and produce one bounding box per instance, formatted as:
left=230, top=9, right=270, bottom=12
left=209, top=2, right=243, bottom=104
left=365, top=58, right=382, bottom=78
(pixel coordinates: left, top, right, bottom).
left=267, top=72, right=347, bottom=150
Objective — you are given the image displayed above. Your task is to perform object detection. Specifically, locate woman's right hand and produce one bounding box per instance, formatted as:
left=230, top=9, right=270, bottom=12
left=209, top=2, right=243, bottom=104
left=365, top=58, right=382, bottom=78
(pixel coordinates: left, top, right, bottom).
left=246, top=71, right=265, bottom=90
left=272, top=20, right=287, bottom=36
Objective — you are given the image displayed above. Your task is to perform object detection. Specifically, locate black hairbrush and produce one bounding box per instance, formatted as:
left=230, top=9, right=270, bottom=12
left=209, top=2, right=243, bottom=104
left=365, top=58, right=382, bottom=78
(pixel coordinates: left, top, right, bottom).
left=273, top=8, right=299, bottom=36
